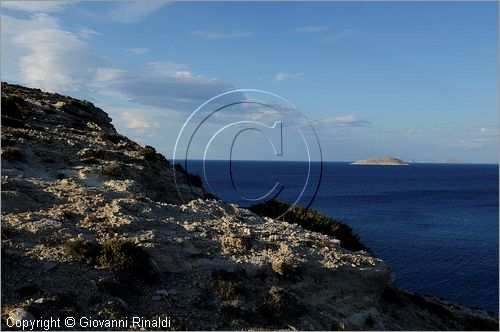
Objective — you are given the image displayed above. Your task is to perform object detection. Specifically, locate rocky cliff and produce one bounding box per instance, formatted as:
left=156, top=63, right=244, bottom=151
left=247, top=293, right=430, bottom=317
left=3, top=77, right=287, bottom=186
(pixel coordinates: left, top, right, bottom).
left=1, top=83, right=498, bottom=330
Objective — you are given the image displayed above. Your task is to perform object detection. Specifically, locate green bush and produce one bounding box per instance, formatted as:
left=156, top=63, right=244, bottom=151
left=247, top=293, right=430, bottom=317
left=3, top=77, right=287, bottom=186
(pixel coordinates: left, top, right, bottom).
left=249, top=200, right=368, bottom=252
left=97, top=238, right=151, bottom=276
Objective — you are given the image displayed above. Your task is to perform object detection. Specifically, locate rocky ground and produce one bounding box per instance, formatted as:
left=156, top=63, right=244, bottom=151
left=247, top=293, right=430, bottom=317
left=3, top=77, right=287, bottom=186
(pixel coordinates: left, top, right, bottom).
left=1, top=82, right=498, bottom=330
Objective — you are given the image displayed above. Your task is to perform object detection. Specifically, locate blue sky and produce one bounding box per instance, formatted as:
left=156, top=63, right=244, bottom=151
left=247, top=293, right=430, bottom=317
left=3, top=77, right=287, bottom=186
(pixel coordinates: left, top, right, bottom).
left=1, top=1, right=498, bottom=163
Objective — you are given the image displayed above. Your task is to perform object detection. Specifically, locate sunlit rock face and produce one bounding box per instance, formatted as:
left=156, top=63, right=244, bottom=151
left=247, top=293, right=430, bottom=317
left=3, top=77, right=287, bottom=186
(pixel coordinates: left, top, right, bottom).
left=1, top=82, right=498, bottom=331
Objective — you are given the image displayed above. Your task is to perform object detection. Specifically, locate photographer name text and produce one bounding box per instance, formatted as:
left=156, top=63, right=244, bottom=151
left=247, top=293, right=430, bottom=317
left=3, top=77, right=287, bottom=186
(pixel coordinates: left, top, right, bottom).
left=6, top=315, right=172, bottom=330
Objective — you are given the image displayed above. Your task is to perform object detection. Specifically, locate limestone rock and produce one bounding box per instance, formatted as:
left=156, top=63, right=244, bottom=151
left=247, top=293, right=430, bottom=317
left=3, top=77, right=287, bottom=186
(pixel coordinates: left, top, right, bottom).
left=1, top=82, right=497, bottom=331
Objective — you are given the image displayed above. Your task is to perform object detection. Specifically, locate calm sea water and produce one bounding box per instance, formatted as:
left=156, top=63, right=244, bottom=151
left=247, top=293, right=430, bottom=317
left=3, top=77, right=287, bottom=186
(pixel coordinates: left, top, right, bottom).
left=186, top=160, right=499, bottom=313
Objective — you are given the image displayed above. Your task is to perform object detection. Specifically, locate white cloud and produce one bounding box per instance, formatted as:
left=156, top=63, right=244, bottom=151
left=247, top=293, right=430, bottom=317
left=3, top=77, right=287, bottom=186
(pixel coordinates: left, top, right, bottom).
left=92, top=64, right=239, bottom=111
left=78, top=27, right=101, bottom=39
left=108, top=1, right=168, bottom=24
left=1, top=1, right=71, bottom=13
left=121, top=111, right=159, bottom=129
left=191, top=30, right=253, bottom=40
left=127, top=48, right=150, bottom=55
left=293, top=26, right=330, bottom=33
left=319, top=114, right=370, bottom=127
left=275, top=71, right=304, bottom=81
left=146, top=61, right=194, bottom=78
left=2, top=13, right=102, bottom=92
left=2, top=12, right=240, bottom=112
left=320, top=29, right=356, bottom=43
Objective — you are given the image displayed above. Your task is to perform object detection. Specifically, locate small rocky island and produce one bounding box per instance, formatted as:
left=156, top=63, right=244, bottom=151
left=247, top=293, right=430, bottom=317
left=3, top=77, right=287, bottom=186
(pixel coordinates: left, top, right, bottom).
left=1, top=83, right=497, bottom=330
left=351, top=156, right=409, bottom=166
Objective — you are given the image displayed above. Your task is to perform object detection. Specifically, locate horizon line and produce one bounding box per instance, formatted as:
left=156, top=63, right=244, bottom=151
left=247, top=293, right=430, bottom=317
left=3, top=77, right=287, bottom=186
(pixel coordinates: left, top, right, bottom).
left=172, top=159, right=499, bottom=165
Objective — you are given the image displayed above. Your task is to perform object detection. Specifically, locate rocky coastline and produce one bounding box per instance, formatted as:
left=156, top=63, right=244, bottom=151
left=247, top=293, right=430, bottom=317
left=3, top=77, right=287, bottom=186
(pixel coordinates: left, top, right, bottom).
left=1, top=83, right=498, bottom=330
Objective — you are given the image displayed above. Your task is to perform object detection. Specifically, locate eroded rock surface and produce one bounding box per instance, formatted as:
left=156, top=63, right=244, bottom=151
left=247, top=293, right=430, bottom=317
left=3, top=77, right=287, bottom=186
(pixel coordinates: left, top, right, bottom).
left=1, top=83, right=498, bottom=330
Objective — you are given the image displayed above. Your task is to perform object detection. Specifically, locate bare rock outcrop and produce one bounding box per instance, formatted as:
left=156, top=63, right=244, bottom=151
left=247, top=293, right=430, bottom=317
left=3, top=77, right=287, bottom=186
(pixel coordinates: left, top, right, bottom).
left=1, top=83, right=497, bottom=330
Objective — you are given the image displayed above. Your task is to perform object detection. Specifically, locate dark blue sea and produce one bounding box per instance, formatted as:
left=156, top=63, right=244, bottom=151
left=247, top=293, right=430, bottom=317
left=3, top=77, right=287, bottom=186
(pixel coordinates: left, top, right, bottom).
left=185, top=160, right=499, bottom=313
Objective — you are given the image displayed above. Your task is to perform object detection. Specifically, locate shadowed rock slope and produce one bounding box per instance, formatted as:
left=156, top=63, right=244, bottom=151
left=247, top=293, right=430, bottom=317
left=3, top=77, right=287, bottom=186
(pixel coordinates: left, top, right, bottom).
left=1, top=83, right=498, bottom=330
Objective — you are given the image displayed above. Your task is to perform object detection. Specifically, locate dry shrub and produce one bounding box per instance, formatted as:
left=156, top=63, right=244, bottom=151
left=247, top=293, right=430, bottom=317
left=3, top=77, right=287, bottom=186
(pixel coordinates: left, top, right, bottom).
left=64, top=239, right=101, bottom=264
left=97, top=238, right=151, bottom=276
left=212, top=270, right=244, bottom=301
left=137, top=145, right=157, bottom=161
left=215, top=279, right=239, bottom=300
left=270, top=244, right=299, bottom=278
left=222, top=235, right=252, bottom=253
left=249, top=200, right=369, bottom=252
left=259, top=286, right=301, bottom=320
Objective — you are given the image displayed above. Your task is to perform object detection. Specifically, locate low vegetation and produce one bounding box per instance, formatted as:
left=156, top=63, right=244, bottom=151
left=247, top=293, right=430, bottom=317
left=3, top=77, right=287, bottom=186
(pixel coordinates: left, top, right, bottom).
left=212, top=270, right=243, bottom=301
left=214, top=278, right=239, bottom=301
left=249, top=200, right=368, bottom=252
left=64, top=239, right=101, bottom=264
left=259, top=286, right=301, bottom=320
left=97, top=238, right=151, bottom=276
left=137, top=145, right=158, bottom=161
left=64, top=238, right=151, bottom=277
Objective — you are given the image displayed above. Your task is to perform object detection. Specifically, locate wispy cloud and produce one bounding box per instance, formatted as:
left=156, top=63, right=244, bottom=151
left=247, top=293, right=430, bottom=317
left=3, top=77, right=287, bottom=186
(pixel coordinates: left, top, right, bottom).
left=293, top=26, right=330, bottom=33
left=191, top=30, right=253, bottom=40
left=1, top=1, right=72, bottom=13
left=107, top=1, right=167, bottom=24
left=275, top=71, right=304, bottom=81
left=2, top=13, right=102, bottom=92
left=320, top=29, right=356, bottom=43
left=1, top=11, right=235, bottom=110
left=78, top=27, right=101, bottom=39
left=127, top=48, right=150, bottom=55
left=318, top=114, right=370, bottom=128
left=146, top=61, right=195, bottom=78
left=443, top=138, right=492, bottom=149
left=92, top=64, right=238, bottom=111
left=403, top=125, right=498, bottom=151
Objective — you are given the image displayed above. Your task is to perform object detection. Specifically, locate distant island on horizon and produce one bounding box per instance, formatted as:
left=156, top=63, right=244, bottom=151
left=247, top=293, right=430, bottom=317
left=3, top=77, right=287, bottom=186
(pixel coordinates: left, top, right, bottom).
left=177, top=158, right=487, bottom=164
left=436, top=159, right=464, bottom=164
left=351, top=156, right=409, bottom=166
